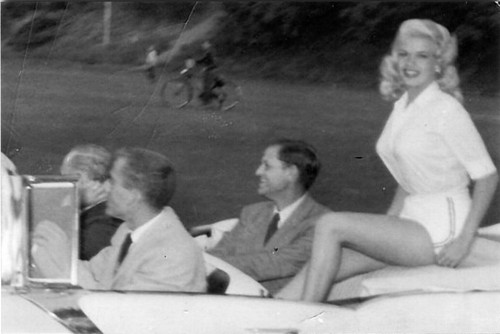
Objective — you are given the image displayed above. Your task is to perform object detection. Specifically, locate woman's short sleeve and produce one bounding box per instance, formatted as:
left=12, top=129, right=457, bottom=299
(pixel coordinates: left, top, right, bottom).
left=437, top=100, right=497, bottom=180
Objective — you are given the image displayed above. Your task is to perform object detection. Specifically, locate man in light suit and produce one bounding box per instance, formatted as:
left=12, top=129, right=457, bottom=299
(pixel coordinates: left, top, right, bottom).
left=208, top=139, right=331, bottom=294
left=76, top=147, right=206, bottom=292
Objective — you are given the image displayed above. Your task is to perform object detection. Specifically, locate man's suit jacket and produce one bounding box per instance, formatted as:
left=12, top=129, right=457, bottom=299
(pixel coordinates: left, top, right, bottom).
left=78, top=207, right=207, bottom=292
left=80, top=202, right=123, bottom=260
left=208, top=194, right=330, bottom=293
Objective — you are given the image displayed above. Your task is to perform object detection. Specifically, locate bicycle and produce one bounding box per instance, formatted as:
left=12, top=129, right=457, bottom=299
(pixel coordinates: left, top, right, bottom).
left=160, top=62, right=242, bottom=111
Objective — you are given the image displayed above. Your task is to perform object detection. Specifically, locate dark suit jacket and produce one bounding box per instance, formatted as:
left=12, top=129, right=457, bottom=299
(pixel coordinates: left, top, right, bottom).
left=80, top=202, right=123, bottom=260
left=208, top=194, right=330, bottom=293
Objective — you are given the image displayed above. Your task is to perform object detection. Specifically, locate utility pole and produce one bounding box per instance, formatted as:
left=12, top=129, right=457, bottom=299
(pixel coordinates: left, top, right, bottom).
left=103, top=2, right=112, bottom=46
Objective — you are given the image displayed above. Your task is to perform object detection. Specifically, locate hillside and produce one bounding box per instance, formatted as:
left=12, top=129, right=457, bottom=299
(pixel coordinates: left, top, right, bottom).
left=1, top=2, right=499, bottom=92
left=2, top=2, right=221, bottom=69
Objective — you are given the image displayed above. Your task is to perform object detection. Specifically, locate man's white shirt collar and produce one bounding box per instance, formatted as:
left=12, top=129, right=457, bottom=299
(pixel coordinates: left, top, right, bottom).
left=274, top=194, right=307, bottom=229
left=130, top=207, right=174, bottom=244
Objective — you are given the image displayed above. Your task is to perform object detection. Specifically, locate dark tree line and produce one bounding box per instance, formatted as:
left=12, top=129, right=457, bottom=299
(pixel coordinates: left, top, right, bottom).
left=2, top=2, right=498, bottom=88
left=216, top=2, right=498, bottom=54
left=214, top=2, right=499, bottom=88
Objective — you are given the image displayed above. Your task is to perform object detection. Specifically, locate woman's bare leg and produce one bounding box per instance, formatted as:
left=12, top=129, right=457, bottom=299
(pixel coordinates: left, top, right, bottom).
left=276, top=248, right=385, bottom=300
left=302, top=212, right=435, bottom=302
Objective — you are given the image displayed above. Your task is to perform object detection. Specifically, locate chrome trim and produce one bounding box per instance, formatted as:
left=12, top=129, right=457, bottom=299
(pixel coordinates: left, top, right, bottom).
left=244, top=328, right=299, bottom=334
left=19, top=292, right=83, bottom=333
left=25, top=175, right=80, bottom=286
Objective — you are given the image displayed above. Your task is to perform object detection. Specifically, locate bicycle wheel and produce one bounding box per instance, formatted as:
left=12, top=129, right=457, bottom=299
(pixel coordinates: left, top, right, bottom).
left=161, top=80, right=192, bottom=109
left=219, top=80, right=242, bottom=111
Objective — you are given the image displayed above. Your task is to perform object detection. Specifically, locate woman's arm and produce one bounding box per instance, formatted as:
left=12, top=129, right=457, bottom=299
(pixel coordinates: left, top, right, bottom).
left=437, top=171, right=498, bottom=267
left=386, top=185, right=409, bottom=216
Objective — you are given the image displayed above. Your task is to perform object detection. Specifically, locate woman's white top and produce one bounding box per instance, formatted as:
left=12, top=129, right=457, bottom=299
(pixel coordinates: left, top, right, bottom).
left=376, top=82, right=496, bottom=195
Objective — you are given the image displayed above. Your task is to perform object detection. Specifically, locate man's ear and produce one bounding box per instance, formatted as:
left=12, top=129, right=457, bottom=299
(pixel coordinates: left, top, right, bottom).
left=129, top=188, right=143, bottom=206
left=286, top=165, right=300, bottom=183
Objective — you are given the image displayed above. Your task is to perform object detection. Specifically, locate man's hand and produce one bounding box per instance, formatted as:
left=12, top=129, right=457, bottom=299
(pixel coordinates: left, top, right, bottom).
left=32, top=220, right=71, bottom=278
left=82, top=180, right=108, bottom=207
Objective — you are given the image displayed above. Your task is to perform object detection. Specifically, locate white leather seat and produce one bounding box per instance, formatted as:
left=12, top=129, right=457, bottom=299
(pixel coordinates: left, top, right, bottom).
left=193, top=219, right=269, bottom=297
left=203, top=253, right=269, bottom=297
left=193, top=218, right=239, bottom=251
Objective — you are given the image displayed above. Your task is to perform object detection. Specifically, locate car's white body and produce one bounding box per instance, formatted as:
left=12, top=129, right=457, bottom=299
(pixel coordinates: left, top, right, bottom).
left=2, top=169, right=500, bottom=333
left=83, top=291, right=500, bottom=333
left=3, top=286, right=500, bottom=334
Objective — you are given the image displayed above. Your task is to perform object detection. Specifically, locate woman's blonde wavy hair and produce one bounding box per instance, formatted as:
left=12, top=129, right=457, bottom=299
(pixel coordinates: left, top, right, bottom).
left=379, top=19, right=463, bottom=103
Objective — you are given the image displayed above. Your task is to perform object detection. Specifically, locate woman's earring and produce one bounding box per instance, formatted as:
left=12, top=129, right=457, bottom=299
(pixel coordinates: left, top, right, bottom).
left=435, top=66, right=442, bottom=75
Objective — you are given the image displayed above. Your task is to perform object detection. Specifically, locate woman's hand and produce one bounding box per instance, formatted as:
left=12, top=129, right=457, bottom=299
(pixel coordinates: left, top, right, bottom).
left=436, top=232, right=474, bottom=268
left=438, top=172, right=498, bottom=268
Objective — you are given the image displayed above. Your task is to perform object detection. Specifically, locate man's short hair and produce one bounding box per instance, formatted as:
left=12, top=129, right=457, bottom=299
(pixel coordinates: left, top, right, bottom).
left=61, top=144, right=111, bottom=182
left=114, top=147, right=176, bottom=210
left=271, top=139, right=321, bottom=191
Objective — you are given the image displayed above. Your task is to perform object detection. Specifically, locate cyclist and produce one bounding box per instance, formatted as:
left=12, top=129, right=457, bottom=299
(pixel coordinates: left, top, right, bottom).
left=160, top=58, right=196, bottom=106
left=196, top=41, right=226, bottom=106
left=144, top=45, right=159, bottom=83
left=179, top=58, right=196, bottom=103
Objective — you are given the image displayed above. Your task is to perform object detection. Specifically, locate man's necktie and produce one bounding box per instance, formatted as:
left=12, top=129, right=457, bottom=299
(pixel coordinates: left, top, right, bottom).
left=264, top=213, right=280, bottom=245
left=117, top=233, right=133, bottom=266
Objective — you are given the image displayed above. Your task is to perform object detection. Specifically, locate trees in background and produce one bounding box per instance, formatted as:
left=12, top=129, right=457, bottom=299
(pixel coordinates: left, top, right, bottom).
left=1, top=1, right=498, bottom=89
left=215, top=2, right=499, bottom=88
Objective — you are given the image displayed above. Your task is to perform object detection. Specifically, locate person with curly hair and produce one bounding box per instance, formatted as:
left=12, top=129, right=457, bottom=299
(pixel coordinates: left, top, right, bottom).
left=278, top=19, right=498, bottom=303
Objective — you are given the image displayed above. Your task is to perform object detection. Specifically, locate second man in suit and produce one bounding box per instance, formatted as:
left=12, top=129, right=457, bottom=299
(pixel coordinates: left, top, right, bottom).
left=77, top=147, right=207, bottom=292
left=208, top=139, right=331, bottom=294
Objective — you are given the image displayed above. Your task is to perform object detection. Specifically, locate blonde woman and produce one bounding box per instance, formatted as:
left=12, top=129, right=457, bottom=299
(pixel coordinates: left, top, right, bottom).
left=280, top=19, right=498, bottom=303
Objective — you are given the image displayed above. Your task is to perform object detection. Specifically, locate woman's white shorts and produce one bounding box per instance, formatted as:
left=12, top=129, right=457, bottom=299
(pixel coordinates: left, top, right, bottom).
left=399, top=189, right=471, bottom=254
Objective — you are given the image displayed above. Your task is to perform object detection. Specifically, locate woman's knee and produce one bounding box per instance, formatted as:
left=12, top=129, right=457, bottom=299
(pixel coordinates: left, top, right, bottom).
left=315, top=212, right=351, bottom=238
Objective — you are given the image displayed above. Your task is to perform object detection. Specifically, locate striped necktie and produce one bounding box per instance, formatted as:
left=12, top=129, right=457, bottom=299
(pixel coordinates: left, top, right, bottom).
left=264, top=213, right=280, bottom=245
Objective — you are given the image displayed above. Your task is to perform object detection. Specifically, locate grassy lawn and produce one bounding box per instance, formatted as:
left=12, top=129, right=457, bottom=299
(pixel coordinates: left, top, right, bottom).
left=2, top=56, right=499, bottom=228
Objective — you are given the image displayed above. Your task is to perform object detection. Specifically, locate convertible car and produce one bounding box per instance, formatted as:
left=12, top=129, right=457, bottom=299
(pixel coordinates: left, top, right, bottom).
left=2, top=162, right=500, bottom=333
